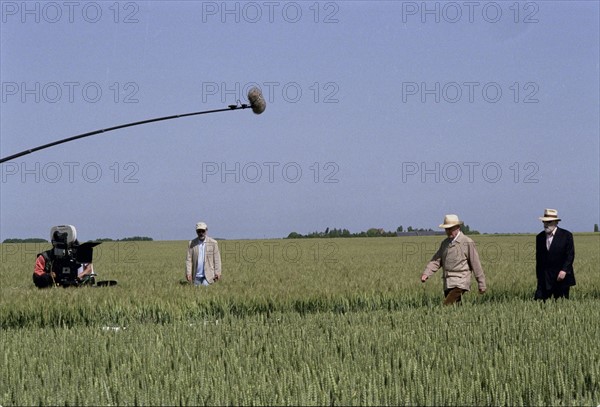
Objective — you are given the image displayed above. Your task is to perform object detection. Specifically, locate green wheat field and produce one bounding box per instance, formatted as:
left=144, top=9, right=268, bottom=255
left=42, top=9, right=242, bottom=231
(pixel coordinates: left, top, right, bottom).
left=1, top=234, right=599, bottom=406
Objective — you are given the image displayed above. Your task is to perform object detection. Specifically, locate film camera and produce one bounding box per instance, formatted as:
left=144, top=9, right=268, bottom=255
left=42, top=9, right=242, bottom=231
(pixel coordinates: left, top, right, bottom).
left=49, top=225, right=101, bottom=287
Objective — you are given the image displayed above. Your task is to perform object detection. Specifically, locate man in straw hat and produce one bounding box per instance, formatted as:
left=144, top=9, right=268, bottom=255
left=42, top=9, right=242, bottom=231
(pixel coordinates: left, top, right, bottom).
left=185, top=221, right=222, bottom=286
left=420, top=214, right=486, bottom=305
left=535, top=209, right=575, bottom=300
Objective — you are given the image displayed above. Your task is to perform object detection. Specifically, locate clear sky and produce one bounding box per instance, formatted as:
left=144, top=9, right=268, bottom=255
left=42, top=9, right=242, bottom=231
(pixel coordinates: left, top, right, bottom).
left=1, top=0, right=598, bottom=241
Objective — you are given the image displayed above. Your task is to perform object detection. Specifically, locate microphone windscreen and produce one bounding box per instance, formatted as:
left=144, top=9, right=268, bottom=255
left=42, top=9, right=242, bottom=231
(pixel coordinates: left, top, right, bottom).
left=247, top=87, right=266, bottom=115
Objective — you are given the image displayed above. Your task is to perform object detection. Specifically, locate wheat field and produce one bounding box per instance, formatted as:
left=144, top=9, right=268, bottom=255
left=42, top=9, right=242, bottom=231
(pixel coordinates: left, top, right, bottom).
left=1, top=234, right=599, bottom=405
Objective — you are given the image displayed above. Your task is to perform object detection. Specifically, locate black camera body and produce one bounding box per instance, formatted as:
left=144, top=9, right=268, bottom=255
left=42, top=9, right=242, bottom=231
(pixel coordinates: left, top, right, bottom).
left=49, top=225, right=100, bottom=287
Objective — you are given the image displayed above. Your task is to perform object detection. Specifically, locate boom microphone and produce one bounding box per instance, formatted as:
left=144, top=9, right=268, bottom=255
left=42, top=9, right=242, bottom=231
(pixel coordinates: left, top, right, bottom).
left=0, top=88, right=267, bottom=164
left=247, top=87, right=266, bottom=115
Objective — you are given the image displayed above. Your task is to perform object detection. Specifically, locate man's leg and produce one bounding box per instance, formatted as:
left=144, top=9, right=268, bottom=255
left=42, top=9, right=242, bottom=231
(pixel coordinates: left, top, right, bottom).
left=443, top=287, right=466, bottom=305
left=534, top=283, right=551, bottom=301
left=552, top=284, right=570, bottom=299
left=32, top=273, right=54, bottom=288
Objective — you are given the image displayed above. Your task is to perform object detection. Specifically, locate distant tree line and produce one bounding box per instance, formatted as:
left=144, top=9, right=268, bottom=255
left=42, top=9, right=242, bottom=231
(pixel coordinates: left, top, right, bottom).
left=2, top=238, right=47, bottom=243
left=95, top=236, right=153, bottom=242
left=287, top=228, right=396, bottom=239
left=287, top=225, right=480, bottom=239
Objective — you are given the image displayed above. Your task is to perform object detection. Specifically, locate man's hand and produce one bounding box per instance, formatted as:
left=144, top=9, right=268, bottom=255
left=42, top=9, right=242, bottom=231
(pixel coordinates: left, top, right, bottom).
left=420, top=274, right=428, bottom=283
left=479, top=288, right=486, bottom=294
left=557, top=270, right=566, bottom=281
left=186, top=274, right=192, bottom=283
left=214, top=274, right=221, bottom=281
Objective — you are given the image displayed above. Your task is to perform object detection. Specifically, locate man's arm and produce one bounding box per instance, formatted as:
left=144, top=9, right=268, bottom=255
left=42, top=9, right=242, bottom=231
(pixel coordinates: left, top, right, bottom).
left=467, top=242, right=486, bottom=293
left=535, top=233, right=544, bottom=277
left=185, top=241, right=193, bottom=282
left=213, top=241, right=222, bottom=280
left=78, top=263, right=93, bottom=278
left=34, top=255, right=46, bottom=276
left=557, top=231, right=575, bottom=282
left=421, top=244, right=444, bottom=282
left=561, top=231, right=575, bottom=273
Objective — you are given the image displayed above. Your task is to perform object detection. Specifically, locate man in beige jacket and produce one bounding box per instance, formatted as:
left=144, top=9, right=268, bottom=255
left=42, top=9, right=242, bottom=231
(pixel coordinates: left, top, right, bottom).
left=420, top=214, right=486, bottom=305
left=186, top=221, right=222, bottom=286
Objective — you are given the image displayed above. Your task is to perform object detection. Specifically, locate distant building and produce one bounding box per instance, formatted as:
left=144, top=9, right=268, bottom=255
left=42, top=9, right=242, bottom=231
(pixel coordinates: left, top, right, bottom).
left=396, top=231, right=445, bottom=237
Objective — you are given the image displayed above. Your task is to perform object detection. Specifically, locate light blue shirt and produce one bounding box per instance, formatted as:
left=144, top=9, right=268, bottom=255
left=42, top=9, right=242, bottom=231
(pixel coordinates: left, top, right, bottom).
left=195, top=241, right=206, bottom=280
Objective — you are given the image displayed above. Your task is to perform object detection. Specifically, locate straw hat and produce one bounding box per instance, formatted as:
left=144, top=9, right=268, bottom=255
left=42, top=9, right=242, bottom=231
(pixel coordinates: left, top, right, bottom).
left=439, top=214, right=463, bottom=229
left=539, top=209, right=561, bottom=222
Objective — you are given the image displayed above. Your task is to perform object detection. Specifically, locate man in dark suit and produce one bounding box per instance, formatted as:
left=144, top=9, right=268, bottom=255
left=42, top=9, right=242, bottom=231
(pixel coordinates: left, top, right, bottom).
left=535, top=209, right=576, bottom=300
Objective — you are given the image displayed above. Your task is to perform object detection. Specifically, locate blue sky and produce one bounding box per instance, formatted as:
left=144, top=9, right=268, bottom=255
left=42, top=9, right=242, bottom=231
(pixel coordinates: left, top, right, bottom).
left=1, top=1, right=598, bottom=241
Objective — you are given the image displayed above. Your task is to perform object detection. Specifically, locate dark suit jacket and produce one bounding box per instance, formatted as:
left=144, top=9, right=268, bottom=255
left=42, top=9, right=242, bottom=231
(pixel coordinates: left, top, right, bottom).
left=535, top=227, right=576, bottom=290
